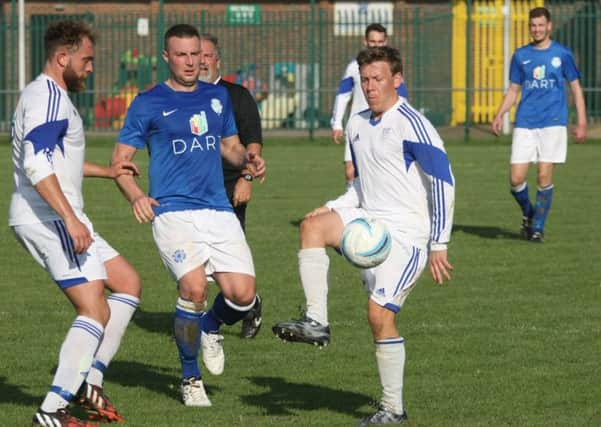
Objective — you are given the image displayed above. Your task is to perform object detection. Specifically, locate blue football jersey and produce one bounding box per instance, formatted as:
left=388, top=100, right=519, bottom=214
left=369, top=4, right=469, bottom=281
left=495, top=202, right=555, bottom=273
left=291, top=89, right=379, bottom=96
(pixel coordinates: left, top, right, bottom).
left=118, top=82, right=237, bottom=215
left=509, top=41, right=581, bottom=129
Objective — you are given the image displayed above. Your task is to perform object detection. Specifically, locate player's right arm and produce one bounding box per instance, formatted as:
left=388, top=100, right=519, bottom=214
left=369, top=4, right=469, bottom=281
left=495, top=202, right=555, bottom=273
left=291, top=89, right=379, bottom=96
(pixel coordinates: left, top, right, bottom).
left=491, top=83, right=521, bottom=135
left=111, top=143, right=158, bottom=224
left=112, top=94, right=159, bottom=223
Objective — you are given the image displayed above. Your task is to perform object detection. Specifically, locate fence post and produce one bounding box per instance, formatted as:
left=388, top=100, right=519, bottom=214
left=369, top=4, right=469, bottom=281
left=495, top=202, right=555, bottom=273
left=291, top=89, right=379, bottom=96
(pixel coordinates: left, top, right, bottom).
left=156, top=0, right=167, bottom=82
left=465, top=0, right=472, bottom=142
left=308, top=0, right=316, bottom=139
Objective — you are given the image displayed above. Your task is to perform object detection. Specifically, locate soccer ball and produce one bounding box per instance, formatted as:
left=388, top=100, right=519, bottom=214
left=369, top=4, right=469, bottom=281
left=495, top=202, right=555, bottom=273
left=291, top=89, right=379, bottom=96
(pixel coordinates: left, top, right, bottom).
left=340, top=218, right=392, bottom=268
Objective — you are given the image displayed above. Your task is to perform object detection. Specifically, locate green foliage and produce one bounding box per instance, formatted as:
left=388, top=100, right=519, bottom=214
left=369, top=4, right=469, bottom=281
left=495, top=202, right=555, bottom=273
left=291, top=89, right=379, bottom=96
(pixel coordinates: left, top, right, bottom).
left=1, top=137, right=600, bottom=426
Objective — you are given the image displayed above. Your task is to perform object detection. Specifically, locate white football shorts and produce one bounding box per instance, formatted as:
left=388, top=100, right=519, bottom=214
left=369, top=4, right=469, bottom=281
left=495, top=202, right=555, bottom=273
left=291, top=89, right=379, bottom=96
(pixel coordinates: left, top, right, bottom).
left=12, top=214, right=118, bottom=289
left=511, top=126, right=567, bottom=164
left=333, top=207, right=428, bottom=312
left=152, top=209, right=255, bottom=281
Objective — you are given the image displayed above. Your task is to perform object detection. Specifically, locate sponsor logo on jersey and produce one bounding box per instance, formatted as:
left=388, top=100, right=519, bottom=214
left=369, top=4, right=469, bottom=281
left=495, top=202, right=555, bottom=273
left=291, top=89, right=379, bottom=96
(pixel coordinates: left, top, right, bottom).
left=172, top=136, right=217, bottom=155
left=522, top=59, right=531, bottom=65
left=525, top=65, right=556, bottom=90
left=163, top=109, right=178, bottom=117
left=533, top=65, right=545, bottom=80
left=211, top=98, right=223, bottom=115
left=189, top=111, right=208, bottom=136
left=551, top=56, right=562, bottom=68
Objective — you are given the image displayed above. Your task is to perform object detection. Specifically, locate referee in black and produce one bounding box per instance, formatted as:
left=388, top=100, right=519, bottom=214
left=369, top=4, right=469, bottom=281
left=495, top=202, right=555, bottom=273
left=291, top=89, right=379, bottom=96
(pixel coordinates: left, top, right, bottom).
left=198, top=33, right=263, bottom=339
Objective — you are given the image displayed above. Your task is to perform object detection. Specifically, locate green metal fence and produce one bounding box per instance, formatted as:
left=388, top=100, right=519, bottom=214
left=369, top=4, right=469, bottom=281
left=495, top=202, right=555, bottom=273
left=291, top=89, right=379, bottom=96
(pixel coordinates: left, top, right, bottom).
left=0, top=1, right=598, bottom=134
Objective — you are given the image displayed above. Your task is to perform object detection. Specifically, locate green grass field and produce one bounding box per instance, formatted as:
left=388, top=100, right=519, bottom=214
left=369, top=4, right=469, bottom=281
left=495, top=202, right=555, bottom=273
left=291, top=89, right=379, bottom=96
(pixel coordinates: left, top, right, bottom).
left=1, top=136, right=600, bottom=426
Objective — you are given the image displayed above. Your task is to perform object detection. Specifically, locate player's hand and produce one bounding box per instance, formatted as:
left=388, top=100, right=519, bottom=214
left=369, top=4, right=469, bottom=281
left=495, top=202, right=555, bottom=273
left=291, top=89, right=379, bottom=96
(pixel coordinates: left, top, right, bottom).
left=109, top=160, right=140, bottom=178
left=304, top=206, right=331, bottom=218
left=246, top=152, right=266, bottom=183
left=233, top=178, right=252, bottom=206
left=491, top=116, right=503, bottom=136
left=573, top=124, right=586, bottom=144
left=429, top=249, right=453, bottom=285
left=64, top=216, right=93, bottom=254
left=332, top=129, right=344, bottom=145
left=131, top=195, right=159, bottom=223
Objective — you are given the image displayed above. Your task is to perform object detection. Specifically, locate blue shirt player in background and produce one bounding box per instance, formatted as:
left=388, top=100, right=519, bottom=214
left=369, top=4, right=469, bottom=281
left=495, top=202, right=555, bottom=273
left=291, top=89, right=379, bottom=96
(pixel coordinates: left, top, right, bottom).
left=111, top=24, right=266, bottom=407
left=492, top=7, right=586, bottom=243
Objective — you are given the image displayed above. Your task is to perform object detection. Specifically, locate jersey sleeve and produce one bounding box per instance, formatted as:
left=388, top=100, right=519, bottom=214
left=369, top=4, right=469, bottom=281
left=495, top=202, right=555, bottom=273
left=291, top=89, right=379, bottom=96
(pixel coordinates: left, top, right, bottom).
left=399, top=112, right=455, bottom=248
left=397, top=82, right=408, bottom=98
left=21, top=86, right=69, bottom=185
left=233, top=86, right=262, bottom=146
left=221, top=91, right=238, bottom=139
left=118, top=95, right=151, bottom=148
left=562, top=48, right=581, bottom=82
left=509, top=52, right=524, bottom=85
left=330, top=61, right=356, bottom=129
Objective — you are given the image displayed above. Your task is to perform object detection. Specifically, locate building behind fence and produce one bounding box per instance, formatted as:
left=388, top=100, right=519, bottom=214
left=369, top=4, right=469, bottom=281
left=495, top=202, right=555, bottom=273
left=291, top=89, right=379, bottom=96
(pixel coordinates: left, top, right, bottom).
left=0, top=1, right=599, bottom=134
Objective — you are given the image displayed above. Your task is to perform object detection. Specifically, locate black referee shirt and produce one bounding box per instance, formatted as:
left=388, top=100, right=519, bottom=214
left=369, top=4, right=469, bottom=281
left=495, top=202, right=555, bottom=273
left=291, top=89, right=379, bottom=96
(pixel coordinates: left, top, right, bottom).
left=218, top=78, right=263, bottom=184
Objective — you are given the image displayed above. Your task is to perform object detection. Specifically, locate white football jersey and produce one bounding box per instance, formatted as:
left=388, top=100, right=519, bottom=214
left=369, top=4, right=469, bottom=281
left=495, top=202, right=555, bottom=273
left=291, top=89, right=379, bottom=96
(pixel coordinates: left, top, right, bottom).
left=9, top=74, right=86, bottom=226
left=327, top=97, right=455, bottom=249
left=331, top=60, right=366, bottom=130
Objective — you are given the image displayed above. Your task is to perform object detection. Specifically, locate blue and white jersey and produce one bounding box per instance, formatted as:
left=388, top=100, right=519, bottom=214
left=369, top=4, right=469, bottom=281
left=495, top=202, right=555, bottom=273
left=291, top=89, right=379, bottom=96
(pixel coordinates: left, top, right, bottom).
left=331, top=59, right=408, bottom=130
left=118, top=82, right=237, bottom=216
left=510, top=41, right=581, bottom=129
left=9, top=74, right=86, bottom=226
left=327, top=97, right=454, bottom=249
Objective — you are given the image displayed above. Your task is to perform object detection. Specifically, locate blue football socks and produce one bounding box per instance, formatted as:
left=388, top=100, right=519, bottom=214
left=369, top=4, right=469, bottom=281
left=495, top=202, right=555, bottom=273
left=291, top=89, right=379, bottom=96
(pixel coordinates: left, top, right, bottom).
left=511, top=182, right=534, bottom=219
left=532, top=185, right=554, bottom=233
left=174, top=298, right=204, bottom=379
left=201, top=292, right=255, bottom=333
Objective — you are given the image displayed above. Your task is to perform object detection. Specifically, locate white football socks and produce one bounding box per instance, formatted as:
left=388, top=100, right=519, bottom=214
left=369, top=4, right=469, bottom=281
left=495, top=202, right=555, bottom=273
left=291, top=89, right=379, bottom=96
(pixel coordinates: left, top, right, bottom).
left=298, top=248, right=330, bottom=326
left=86, top=293, right=139, bottom=387
left=375, top=337, right=406, bottom=415
left=41, top=316, right=104, bottom=412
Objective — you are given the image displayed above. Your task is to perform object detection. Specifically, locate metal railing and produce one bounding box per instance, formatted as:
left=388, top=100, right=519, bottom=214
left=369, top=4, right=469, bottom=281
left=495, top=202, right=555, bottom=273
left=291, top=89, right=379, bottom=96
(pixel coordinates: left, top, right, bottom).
left=0, top=1, right=598, bottom=135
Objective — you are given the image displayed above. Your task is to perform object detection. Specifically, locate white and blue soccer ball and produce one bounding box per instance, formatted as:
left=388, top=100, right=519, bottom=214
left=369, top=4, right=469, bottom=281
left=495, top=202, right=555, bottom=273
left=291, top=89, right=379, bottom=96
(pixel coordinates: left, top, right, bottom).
left=340, top=217, right=392, bottom=268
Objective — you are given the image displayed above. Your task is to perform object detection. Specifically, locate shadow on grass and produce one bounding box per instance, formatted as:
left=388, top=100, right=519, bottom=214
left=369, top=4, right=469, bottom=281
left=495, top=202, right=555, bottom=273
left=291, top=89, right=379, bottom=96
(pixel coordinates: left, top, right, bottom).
left=453, top=223, right=521, bottom=240
left=242, top=376, right=372, bottom=418
left=290, top=220, right=521, bottom=241
left=107, top=360, right=222, bottom=402
left=0, top=375, right=41, bottom=406
left=132, top=309, right=242, bottom=339
left=132, top=309, right=173, bottom=336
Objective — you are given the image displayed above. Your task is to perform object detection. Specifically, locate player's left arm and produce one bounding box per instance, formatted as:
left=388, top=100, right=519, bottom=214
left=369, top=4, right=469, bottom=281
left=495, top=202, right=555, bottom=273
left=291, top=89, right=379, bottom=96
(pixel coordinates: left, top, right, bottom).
left=222, top=135, right=265, bottom=182
left=233, top=88, right=264, bottom=205
left=221, top=91, right=265, bottom=182
left=569, top=79, right=587, bottom=144
left=563, top=49, right=587, bottom=143
left=404, top=125, right=455, bottom=284
left=83, top=160, right=139, bottom=179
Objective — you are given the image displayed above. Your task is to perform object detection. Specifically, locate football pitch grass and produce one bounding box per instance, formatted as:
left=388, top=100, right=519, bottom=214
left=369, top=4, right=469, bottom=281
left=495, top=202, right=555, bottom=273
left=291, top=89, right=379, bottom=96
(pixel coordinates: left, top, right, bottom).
left=1, top=136, right=600, bottom=426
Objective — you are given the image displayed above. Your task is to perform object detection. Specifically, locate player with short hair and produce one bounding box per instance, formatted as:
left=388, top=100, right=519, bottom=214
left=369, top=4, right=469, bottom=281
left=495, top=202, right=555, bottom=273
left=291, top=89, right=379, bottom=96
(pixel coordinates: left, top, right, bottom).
left=111, top=24, right=265, bottom=408
left=9, top=20, right=141, bottom=426
left=198, top=32, right=263, bottom=339
left=331, top=23, right=408, bottom=187
left=273, top=46, right=454, bottom=426
left=492, top=6, right=586, bottom=243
